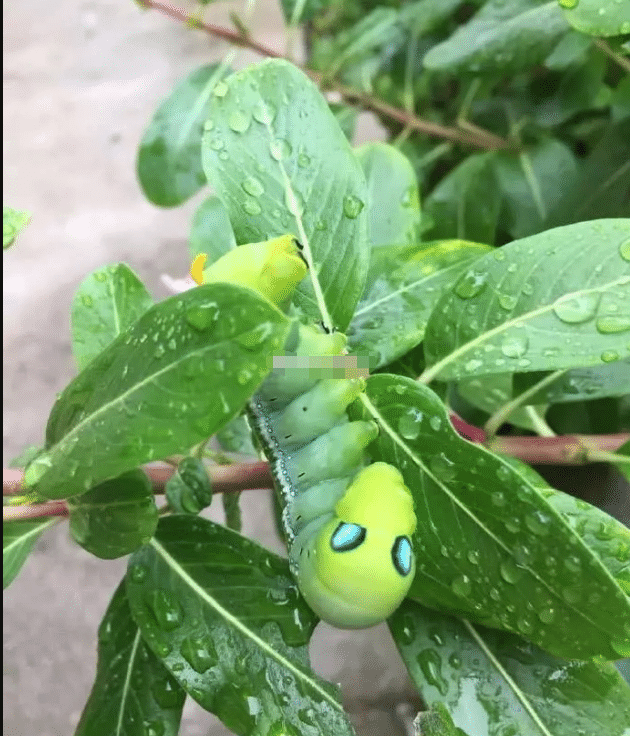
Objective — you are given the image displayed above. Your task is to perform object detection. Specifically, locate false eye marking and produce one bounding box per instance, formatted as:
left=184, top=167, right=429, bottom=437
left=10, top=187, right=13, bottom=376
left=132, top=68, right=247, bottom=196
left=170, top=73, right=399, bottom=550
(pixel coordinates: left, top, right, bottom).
left=392, top=536, right=413, bottom=576
left=331, top=522, right=366, bottom=552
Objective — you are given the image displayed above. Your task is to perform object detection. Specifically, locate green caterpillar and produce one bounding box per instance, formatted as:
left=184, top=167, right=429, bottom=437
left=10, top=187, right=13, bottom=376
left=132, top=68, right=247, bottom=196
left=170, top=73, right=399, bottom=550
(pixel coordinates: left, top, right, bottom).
left=193, top=235, right=417, bottom=628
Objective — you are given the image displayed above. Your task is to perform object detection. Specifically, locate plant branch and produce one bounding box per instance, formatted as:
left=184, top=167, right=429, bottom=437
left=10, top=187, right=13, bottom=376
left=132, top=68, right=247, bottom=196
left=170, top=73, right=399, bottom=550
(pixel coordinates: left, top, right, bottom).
left=594, top=38, right=630, bottom=73
left=487, top=432, right=630, bottom=465
left=139, top=0, right=511, bottom=150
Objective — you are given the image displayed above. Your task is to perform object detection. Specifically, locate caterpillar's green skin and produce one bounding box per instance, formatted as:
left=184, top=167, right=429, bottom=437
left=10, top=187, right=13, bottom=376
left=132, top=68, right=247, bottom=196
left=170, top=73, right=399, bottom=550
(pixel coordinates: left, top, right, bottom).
left=197, top=235, right=417, bottom=628
left=249, top=324, right=417, bottom=628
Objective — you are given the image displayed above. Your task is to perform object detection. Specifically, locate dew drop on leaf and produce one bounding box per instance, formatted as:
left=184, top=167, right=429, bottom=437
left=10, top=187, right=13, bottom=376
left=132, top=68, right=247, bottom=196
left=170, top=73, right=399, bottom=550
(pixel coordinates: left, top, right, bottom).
left=148, top=589, right=184, bottom=632
left=429, top=453, right=456, bottom=482
left=81, top=295, right=93, bottom=307
left=454, top=270, right=486, bottom=299
left=241, top=177, right=264, bottom=197
left=553, top=293, right=600, bottom=324
left=464, top=358, right=483, bottom=372
left=342, top=194, right=364, bottom=219
left=180, top=636, right=217, bottom=674
left=252, top=99, right=276, bottom=124
left=500, top=559, right=523, bottom=584
left=270, top=138, right=292, bottom=160
left=416, top=649, right=449, bottom=695
left=228, top=110, right=251, bottom=133
left=620, top=240, right=630, bottom=262
left=129, top=564, right=148, bottom=583
left=185, top=304, right=218, bottom=332
left=596, top=315, right=630, bottom=334
left=501, top=334, right=529, bottom=359
left=397, top=411, right=420, bottom=439
left=213, top=81, right=228, bottom=98
left=297, top=152, right=311, bottom=167
left=243, top=198, right=262, bottom=216
left=600, top=350, right=619, bottom=363
left=498, top=294, right=517, bottom=310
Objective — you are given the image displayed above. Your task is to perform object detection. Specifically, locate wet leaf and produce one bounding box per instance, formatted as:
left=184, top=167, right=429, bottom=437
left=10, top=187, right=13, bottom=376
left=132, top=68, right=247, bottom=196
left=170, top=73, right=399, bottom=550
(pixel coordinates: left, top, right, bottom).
left=423, top=0, right=569, bottom=75
left=423, top=220, right=630, bottom=382
left=3, top=518, right=55, bottom=589
left=201, top=59, right=369, bottom=332
left=347, top=240, right=491, bottom=369
left=165, top=457, right=212, bottom=515
left=561, top=0, right=630, bottom=37
left=67, top=470, right=158, bottom=559
left=126, top=515, right=356, bottom=736
left=76, top=580, right=185, bottom=736
left=350, top=374, right=630, bottom=659
left=71, top=264, right=153, bottom=371
left=188, top=195, right=236, bottom=261
left=137, top=63, right=231, bottom=206
left=355, top=142, right=421, bottom=248
left=24, top=284, right=291, bottom=499
left=390, top=599, right=630, bottom=736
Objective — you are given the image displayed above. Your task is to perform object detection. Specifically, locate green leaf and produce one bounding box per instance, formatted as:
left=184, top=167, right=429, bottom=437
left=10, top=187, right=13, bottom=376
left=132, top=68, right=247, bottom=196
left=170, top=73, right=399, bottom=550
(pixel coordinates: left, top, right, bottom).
left=544, top=29, right=593, bottom=69
left=351, top=374, right=630, bottom=659
left=329, top=103, right=358, bottom=142
left=423, top=154, right=501, bottom=245
left=614, top=440, right=630, bottom=482
left=164, top=457, right=212, bottom=514
left=71, top=263, right=153, bottom=371
left=347, top=240, right=491, bottom=369
left=188, top=195, right=236, bottom=261
left=560, top=0, right=630, bottom=37
left=317, top=7, right=401, bottom=79
left=422, top=220, right=630, bottom=382
left=491, top=139, right=579, bottom=238
left=3, top=518, right=55, bottom=589
left=279, top=0, right=328, bottom=24
left=67, top=470, right=158, bottom=559
left=126, top=515, right=357, bottom=736
left=222, top=490, right=242, bottom=532
left=545, top=120, right=630, bottom=226
left=423, top=0, right=569, bottom=75
left=414, top=702, right=459, bottom=736
left=75, top=580, right=185, bottom=736
left=201, top=59, right=369, bottom=332
left=216, top=414, right=258, bottom=456
left=611, top=76, right=630, bottom=124
left=24, top=284, right=291, bottom=499
left=514, top=359, right=630, bottom=403
left=390, top=599, right=630, bottom=736
left=355, top=142, right=421, bottom=248
left=137, top=63, right=230, bottom=207
left=455, top=374, right=548, bottom=433
left=8, top=445, right=43, bottom=468
left=3, top=206, right=30, bottom=249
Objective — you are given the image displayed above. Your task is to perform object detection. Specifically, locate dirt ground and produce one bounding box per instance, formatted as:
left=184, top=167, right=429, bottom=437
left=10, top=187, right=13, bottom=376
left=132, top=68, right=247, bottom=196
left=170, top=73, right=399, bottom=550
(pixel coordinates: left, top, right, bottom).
left=3, top=1, right=420, bottom=734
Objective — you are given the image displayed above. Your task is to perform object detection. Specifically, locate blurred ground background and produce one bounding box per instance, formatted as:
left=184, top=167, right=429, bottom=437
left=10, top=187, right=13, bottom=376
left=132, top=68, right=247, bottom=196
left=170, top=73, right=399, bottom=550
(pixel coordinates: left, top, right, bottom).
left=3, top=1, right=421, bottom=734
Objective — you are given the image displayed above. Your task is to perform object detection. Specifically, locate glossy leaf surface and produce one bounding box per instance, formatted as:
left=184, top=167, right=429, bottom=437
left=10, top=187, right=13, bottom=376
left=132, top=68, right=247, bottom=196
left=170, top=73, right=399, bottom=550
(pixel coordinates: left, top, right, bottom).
left=126, top=515, right=356, bottom=736
left=201, top=59, right=369, bottom=331
left=3, top=518, right=55, bottom=589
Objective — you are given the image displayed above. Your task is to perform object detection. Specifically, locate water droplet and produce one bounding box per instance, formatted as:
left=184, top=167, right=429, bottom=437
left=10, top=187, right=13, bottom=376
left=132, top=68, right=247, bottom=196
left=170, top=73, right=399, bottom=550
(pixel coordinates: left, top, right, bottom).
left=129, top=564, right=148, bottom=583
left=241, top=177, right=264, bottom=197
left=270, top=138, right=292, bottom=160
left=203, top=119, right=214, bottom=131
left=144, top=719, right=165, bottom=736
left=501, top=334, right=529, bottom=359
left=491, top=491, right=506, bottom=507
left=498, top=294, right=517, bottom=310
left=464, top=358, right=483, bottom=372
left=243, top=198, right=262, bottom=216
left=148, top=590, right=184, bottom=631
left=154, top=344, right=165, bottom=359
left=417, top=649, right=449, bottom=695
left=342, top=195, right=364, bottom=219
left=315, top=219, right=326, bottom=231
left=516, top=613, right=534, bottom=634
left=94, top=271, right=107, bottom=282
left=596, top=316, right=630, bottom=334
left=451, top=574, right=472, bottom=597
left=467, top=550, right=480, bottom=565
left=500, top=559, right=523, bottom=584
left=81, top=294, right=93, bottom=307
left=429, top=453, right=456, bottom=482
left=151, top=678, right=182, bottom=708
left=253, top=100, right=276, bottom=124
left=537, top=606, right=555, bottom=624
left=398, top=411, right=420, bottom=440
left=558, top=0, right=578, bottom=7
left=525, top=511, right=550, bottom=536
left=185, top=303, right=218, bottom=331
left=180, top=636, right=217, bottom=673
left=601, top=350, right=620, bottom=363
left=429, top=416, right=441, bottom=431
left=455, top=270, right=487, bottom=299
left=553, top=293, right=600, bottom=324
left=619, top=240, right=630, bottom=261
left=448, top=653, right=462, bottom=669
left=297, top=152, right=310, bottom=167
left=213, top=81, right=228, bottom=97
left=228, top=110, right=251, bottom=133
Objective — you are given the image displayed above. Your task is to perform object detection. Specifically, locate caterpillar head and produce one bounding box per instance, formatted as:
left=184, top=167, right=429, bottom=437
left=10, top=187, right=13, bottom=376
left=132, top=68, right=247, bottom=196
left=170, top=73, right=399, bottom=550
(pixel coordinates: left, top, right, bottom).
left=296, top=462, right=416, bottom=628
left=190, top=234, right=307, bottom=306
